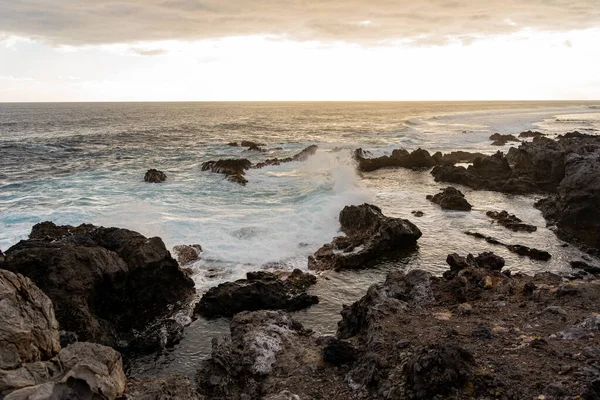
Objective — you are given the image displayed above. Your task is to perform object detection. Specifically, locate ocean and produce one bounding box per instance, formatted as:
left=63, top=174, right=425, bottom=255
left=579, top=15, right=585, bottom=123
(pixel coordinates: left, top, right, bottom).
left=2, top=100, right=600, bottom=376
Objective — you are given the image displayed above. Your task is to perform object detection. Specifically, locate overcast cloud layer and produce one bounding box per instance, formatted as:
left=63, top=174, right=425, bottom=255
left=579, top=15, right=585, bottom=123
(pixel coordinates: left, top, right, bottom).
left=1, top=0, right=599, bottom=45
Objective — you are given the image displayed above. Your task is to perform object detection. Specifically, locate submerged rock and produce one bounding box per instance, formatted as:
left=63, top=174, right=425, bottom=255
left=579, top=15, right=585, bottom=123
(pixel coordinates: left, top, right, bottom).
left=464, top=231, right=551, bottom=261
left=0, top=270, right=60, bottom=370
left=308, top=204, right=422, bottom=271
left=172, top=244, right=203, bottom=266
left=0, top=222, right=195, bottom=352
left=194, top=270, right=318, bottom=319
left=144, top=169, right=167, bottom=183
left=486, top=210, right=537, bottom=232
left=427, top=186, right=472, bottom=211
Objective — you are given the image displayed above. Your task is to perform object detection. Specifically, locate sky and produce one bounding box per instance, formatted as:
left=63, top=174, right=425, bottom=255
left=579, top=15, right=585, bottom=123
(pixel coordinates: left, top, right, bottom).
left=1, top=0, right=599, bottom=101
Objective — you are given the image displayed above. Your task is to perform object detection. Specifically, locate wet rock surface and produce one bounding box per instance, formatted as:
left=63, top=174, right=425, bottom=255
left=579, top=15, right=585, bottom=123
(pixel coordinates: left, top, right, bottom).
left=486, top=210, right=537, bottom=232
left=355, top=148, right=439, bottom=172
left=465, top=231, right=552, bottom=261
left=308, top=204, right=422, bottom=271
left=194, top=270, right=318, bottom=318
left=144, top=169, right=167, bottom=183
left=123, top=374, right=197, bottom=400
left=0, top=222, right=195, bottom=353
left=172, top=244, right=203, bottom=266
left=427, top=186, right=472, bottom=211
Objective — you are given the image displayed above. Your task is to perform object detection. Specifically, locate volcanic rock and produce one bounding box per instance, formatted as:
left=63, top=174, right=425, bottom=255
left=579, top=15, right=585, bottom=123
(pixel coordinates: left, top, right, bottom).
left=241, top=140, right=265, bottom=148
left=486, top=210, right=537, bottom=232
left=427, top=186, right=472, bottom=211
left=355, top=148, right=437, bottom=172
left=292, top=145, right=318, bottom=161
left=308, top=204, right=422, bottom=271
left=518, top=130, right=545, bottom=138
left=202, top=159, right=251, bottom=176
left=194, top=271, right=318, bottom=319
left=144, top=169, right=167, bottom=183
left=464, top=231, right=551, bottom=261
left=0, top=222, right=195, bottom=351
left=124, top=374, right=198, bottom=400
left=172, top=244, right=203, bottom=266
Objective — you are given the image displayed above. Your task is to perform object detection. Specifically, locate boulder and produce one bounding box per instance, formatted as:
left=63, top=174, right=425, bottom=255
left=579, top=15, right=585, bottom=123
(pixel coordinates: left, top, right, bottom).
left=201, top=159, right=252, bottom=178
left=2, top=342, right=126, bottom=400
left=0, top=222, right=195, bottom=352
left=486, top=210, right=537, bottom=232
left=227, top=142, right=239, bottom=147
left=144, top=169, right=167, bottom=183
left=426, top=186, right=472, bottom=211
left=445, top=252, right=505, bottom=273
left=172, top=244, right=202, bottom=266
left=308, top=204, right=422, bottom=271
left=194, top=271, right=318, bottom=319
left=0, top=270, right=60, bottom=370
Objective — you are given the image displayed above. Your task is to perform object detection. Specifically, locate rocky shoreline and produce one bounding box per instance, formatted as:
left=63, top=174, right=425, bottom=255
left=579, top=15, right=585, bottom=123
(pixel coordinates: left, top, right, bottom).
left=1, top=131, right=600, bottom=399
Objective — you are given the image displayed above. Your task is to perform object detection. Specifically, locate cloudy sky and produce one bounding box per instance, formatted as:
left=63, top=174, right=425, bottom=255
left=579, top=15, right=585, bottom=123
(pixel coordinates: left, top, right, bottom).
left=1, top=0, right=599, bottom=101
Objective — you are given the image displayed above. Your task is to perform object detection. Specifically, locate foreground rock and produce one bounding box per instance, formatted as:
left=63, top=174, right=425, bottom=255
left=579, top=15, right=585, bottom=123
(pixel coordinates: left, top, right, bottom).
left=194, top=270, right=319, bottom=319
left=124, top=375, right=197, bottom=400
left=465, top=231, right=551, bottom=261
left=427, top=186, right=472, bottom=211
left=0, top=269, right=60, bottom=370
left=197, top=256, right=600, bottom=399
left=144, top=169, right=167, bottom=183
left=0, top=222, right=195, bottom=353
left=308, top=204, right=422, bottom=271
left=486, top=210, right=537, bottom=232
left=2, top=342, right=126, bottom=399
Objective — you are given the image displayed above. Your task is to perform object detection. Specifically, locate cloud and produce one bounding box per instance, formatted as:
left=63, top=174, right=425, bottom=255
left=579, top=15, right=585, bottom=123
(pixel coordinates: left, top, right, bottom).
left=0, top=0, right=599, bottom=46
left=131, top=48, right=168, bottom=56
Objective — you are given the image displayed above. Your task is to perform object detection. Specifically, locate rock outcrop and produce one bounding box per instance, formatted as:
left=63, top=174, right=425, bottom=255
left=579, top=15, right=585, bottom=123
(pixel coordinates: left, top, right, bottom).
left=194, top=270, right=318, bottom=319
left=355, top=148, right=439, bottom=172
left=0, top=222, right=195, bottom=352
left=173, top=244, right=203, bottom=266
left=201, top=159, right=252, bottom=185
left=490, top=133, right=520, bottom=146
left=144, top=169, right=167, bottom=183
left=464, top=231, right=552, bottom=261
left=0, top=269, right=60, bottom=370
left=427, top=186, right=472, bottom=211
left=308, top=204, right=422, bottom=271
left=486, top=210, right=537, bottom=232
left=518, top=130, right=545, bottom=138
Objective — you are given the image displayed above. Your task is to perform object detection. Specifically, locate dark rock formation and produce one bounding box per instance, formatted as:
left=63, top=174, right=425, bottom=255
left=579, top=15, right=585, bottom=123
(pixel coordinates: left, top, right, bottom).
left=464, top=231, right=551, bottom=261
left=0, top=269, right=60, bottom=370
left=202, top=159, right=251, bottom=176
left=355, top=148, right=438, bottom=172
left=0, top=222, right=195, bottom=351
left=518, top=130, right=545, bottom=138
left=571, top=260, right=600, bottom=275
left=194, top=271, right=318, bottom=319
left=426, top=186, right=472, bottom=211
left=438, top=151, right=489, bottom=164
left=241, top=140, right=265, bottom=148
left=308, top=204, right=422, bottom=271
left=411, top=210, right=424, bottom=217
left=404, top=343, right=476, bottom=400
left=490, top=133, right=520, bottom=146
left=446, top=252, right=505, bottom=274
left=144, top=169, right=167, bottom=183
left=227, top=142, right=239, bottom=146
left=322, top=339, right=357, bottom=365
left=244, top=144, right=266, bottom=152
left=535, top=152, right=600, bottom=254
left=172, top=244, right=203, bottom=266
left=124, top=375, right=198, bottom=400
left=486, top=210, right=537, bottom=232
left=292, top=145, right=318, bottom=161
left=227, top=173, right=248, bottom=186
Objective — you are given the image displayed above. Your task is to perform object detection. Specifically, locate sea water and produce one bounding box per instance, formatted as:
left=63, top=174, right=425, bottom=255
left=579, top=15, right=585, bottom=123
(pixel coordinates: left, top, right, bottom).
left=2, top=101, right=600, bottom=376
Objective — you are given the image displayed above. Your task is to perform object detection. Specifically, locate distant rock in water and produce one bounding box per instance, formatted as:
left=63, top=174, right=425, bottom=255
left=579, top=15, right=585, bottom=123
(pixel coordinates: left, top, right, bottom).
left=464, top=231, right=551, bottom=261
left=227, top=142, right=239, bottom=146
left=292, top=144, right=318, bottom=161
left=411, top=210, right=424, bottom=217
left=518, top=130, right=546, bottom=138
left=486, top=210, right=537, bottom=232
left=194, top=270, right=318, bottom=319
left=489, top=133, right=520, bottom=146
left=308, top=204, right=421, bottom=271
left=244, top=144, right=267, bottom=152
left=173, top=244, right=203, bottom=266
left=427, top=186, right=472, bottom=211
left=240, top=140, right=266, bottom=148
left=144, top=168, right=167, bottom=183
left=355, top=147, right=438, bottom=172
left=202, top=158, right=252, bottom=176
left=0, top=221, right=195, bottom=353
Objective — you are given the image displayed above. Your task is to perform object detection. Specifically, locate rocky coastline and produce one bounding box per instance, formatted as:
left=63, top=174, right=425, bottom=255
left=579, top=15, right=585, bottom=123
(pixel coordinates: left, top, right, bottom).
left=1, top=130, right=600, bottom=399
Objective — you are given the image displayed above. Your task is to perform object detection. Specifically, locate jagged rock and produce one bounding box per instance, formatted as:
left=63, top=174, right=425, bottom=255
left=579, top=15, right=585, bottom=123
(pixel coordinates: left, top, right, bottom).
left=337, top=270, right=433, bottom=341
left=124, top=374, right=198, bottom=400
left=464, top=231, right=551, bottom=261
left=241, top=140, right=265, bottom=148
left=194, top=271, right=318, bottom=319
left=439, top=151, right=489, bottom=165
left=227, top=173, right=248, bottom=186
left=2, top=342, right=125, bottom=400
left=0, top=222, right=195, bottom=352
left=445, top=252, right=505, bottom=274
left=490, top=133, right=520, bottom=142
left=427, top=186, right=472, bottom=211
left=0, top=270, right=60, bottom=370
left=196, top=311, right=313, bottom=399
left=535, top=152, right=600, bottom=254
left=308, top=204, right=421, bottom=271
left=355, top=148, right=437, bottom=172
left=486, top=210, right=537, bottom=232
left=201, top=159, right=252, bottom=183
left=292, top=145, right=318, bottom=161
left=284, top=268, right=317, bottom=290
left=404, top=343, right=476, bottom=400
left=144, top=169, right=167, bottom=183
left=519, top=130, right=545, bottom=138
left=172, top=244, right=203, bottom=266
left=322, top=339, right=357, bottom=365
